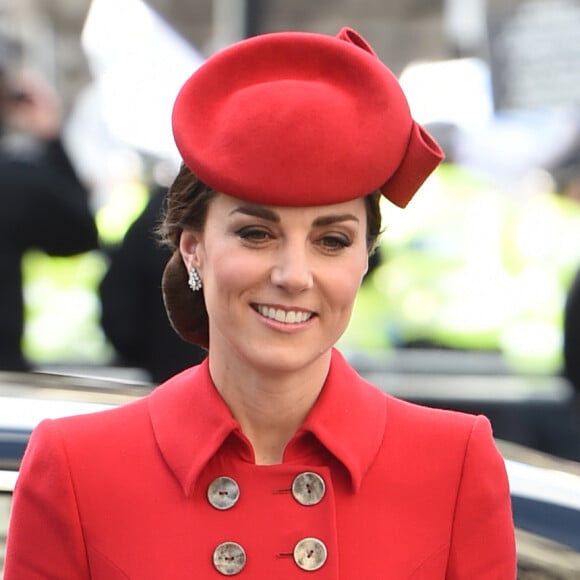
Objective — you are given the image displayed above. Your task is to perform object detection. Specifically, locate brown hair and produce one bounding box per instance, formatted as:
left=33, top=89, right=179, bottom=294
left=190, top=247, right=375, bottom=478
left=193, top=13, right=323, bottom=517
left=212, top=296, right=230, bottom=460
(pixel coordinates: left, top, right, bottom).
left=158, top=163, right=218, bottom=250
left=159, top=163, right=382, bottom=251
left=159, top=163, right=383, bottom=347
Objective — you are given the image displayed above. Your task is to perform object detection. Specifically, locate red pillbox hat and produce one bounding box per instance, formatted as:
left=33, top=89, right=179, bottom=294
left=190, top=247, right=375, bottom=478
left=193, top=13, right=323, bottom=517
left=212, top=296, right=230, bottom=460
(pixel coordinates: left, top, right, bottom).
left=172, top=27, right=443, bottom=208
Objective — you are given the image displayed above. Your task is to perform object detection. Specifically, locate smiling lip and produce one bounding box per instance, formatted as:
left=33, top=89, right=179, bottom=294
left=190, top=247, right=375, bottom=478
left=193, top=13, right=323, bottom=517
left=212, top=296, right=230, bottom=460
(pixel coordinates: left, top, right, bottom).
left=253, top=304, right=314, bottom=324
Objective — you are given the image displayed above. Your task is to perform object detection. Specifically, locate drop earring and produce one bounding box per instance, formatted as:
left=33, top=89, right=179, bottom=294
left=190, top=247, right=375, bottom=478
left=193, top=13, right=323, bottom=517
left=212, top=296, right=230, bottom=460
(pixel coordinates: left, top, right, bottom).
left=188, top=268, right=202, bottom=291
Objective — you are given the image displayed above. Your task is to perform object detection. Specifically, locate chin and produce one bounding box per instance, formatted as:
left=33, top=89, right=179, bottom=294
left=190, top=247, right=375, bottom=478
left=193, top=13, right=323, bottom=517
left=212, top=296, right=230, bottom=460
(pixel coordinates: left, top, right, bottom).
left=240, top=340, right=331, bottom=375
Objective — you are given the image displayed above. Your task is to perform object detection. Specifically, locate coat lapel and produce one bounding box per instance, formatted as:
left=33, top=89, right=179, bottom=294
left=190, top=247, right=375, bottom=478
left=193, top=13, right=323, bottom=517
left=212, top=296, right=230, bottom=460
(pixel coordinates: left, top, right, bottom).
left=148, top=349, right=388, bottom=496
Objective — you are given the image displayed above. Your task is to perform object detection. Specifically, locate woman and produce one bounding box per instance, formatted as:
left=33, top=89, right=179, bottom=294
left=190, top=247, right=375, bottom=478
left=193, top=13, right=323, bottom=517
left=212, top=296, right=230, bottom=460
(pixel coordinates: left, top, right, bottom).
left=5, top=28, right=516, bottom=578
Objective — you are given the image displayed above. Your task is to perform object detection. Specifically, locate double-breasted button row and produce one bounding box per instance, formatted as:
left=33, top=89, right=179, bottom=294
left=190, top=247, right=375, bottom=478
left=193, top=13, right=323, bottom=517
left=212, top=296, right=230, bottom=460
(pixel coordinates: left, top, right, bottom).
left=212, top=538, right=327, bottom=575
left=207, top=472, right=328, bottom=574
left=207, top=472, right=326, bottom=510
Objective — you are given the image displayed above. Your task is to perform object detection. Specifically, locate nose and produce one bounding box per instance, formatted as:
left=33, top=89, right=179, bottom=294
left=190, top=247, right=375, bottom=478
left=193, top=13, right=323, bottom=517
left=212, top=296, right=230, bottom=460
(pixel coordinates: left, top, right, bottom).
left=270, top=242, right=314, bottom=293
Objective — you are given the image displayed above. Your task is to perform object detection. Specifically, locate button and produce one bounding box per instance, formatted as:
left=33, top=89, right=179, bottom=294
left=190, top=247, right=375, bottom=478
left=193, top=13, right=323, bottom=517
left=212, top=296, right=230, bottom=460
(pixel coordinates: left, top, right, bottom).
left=293, top=537, right=327, bottom=571
left=292, top=472, right=326, bottom=506
left=213, top=541, right=246, bottom=575
left=207, top=476, right=240, bottom=510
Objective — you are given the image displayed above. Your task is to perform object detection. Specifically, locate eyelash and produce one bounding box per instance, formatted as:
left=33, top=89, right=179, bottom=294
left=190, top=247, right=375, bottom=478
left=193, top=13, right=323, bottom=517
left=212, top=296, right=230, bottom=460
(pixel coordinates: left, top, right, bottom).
left=235, top=226, right=352, bottom=252
left=320, top=235, right=352, bottom=251
left=236, top=226, right=271, bottom=243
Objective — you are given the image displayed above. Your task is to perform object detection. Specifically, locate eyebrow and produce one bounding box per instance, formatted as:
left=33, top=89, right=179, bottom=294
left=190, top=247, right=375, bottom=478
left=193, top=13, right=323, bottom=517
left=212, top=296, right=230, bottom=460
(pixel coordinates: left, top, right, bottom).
left=230, top=205, right=360, bottom=226
left=313, top=214, right=360, bottom=227
left=230, top=205, right=280, bottom=222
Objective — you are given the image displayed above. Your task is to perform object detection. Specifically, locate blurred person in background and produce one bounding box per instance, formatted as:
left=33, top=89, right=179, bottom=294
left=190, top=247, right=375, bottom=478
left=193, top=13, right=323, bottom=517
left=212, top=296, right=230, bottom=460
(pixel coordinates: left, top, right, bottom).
left=340, top=121, right=514, bottom=354
left=565, top=266, right=580, bottom=398
left=508, top=134, right=580, bottom=461
left=500, top=132, right=580, bottom=377
left=0, top=51, right=98, bottom=372
left=99, top=174, right=207, bottom=384
left=560, top=137, right=580, bottom=403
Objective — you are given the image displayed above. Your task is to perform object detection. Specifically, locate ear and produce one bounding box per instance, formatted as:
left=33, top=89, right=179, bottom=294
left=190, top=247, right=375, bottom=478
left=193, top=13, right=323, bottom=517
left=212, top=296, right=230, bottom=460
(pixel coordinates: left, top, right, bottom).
left=179, top=230, right=202, bottom=271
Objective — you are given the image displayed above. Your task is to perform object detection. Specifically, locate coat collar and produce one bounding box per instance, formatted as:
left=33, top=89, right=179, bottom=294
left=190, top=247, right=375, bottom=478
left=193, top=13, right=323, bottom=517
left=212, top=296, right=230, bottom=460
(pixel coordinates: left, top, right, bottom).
left=148, top=349, right=387, bottom=496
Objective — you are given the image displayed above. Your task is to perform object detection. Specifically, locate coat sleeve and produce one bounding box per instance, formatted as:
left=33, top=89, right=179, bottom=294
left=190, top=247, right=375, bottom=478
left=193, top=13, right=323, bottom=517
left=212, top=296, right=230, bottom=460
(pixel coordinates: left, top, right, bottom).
left=4, top=419, right=90, bottom=579
left=447, top=415, right=517, bottom=579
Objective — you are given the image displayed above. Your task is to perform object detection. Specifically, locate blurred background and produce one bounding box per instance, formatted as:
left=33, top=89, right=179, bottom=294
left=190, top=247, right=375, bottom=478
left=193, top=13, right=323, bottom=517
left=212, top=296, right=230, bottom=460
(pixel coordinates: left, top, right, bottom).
left=1, top=0, right=580, bottom=460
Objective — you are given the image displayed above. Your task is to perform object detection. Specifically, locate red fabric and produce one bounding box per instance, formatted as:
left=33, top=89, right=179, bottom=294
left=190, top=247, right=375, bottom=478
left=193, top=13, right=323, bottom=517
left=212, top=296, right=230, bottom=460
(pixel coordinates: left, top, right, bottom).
left=5, top=350, right=516, bottom=578
left=172, top=28, right=443, bottom=208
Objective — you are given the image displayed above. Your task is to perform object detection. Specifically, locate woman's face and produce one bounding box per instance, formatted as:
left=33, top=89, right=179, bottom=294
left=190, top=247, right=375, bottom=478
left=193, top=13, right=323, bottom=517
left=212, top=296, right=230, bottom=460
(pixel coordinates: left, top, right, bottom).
left=180, top=193, right=369, bottom=374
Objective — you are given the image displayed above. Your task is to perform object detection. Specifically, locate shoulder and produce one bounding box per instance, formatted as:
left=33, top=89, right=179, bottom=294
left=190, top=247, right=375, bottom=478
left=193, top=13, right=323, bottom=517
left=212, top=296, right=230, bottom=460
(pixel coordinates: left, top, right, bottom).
left=330, top=350, right=490, bottom=450
left=30, top=370, right=185, bottom=447
left=17, top=370, right=210, bottom=500
left=379, top=393, right=499, bottom=470
left=32, top=392, right=152, bottom=456
left=385, top=393, right=493, bottom=442
left=385, top=393, right=483, bottom=432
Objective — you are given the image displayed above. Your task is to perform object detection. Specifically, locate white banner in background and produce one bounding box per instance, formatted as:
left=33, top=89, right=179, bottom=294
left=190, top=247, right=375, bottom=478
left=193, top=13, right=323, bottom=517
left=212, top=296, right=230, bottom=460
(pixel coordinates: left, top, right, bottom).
left=80, top=0, right=205, bottom=162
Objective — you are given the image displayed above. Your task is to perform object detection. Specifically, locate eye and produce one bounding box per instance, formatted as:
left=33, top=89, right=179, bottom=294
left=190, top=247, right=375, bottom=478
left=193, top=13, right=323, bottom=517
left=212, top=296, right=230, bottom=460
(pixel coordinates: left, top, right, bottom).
left=236, top=226, right=273, bottom=244
left=319, top=234, right=352, bottom=251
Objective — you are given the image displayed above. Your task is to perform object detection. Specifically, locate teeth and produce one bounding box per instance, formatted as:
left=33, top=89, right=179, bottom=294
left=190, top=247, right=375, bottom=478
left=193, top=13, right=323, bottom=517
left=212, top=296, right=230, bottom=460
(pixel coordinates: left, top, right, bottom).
left=257, top=305, right=312, bottom=324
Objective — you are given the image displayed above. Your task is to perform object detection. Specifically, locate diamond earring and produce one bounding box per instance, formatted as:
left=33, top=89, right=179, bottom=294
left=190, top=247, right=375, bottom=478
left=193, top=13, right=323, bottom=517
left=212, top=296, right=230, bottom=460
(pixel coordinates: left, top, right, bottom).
left=188, top=268, right=202, bottom=291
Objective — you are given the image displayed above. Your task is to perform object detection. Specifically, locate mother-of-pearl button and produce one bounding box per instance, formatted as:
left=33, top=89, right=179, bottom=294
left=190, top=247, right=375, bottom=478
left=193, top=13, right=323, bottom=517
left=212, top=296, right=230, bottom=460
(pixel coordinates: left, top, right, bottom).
left=207, top=476, right=240, bottom=510
left=292, top=472, right=326, bottom=506
left=293, top=537, right=328, bottom=571
left=213, top=541, right=246, bottom=575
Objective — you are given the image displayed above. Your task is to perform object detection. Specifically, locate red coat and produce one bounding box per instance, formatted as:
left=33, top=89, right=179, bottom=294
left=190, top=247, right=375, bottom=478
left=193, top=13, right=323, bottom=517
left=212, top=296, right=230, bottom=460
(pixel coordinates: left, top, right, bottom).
left=5, top=349, right=516, bottom=578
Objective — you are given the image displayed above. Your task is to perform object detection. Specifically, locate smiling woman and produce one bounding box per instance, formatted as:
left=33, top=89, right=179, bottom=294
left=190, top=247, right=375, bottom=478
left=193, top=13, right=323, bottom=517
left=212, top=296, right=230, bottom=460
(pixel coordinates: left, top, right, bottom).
left=4, top=26, right=516, bottom=579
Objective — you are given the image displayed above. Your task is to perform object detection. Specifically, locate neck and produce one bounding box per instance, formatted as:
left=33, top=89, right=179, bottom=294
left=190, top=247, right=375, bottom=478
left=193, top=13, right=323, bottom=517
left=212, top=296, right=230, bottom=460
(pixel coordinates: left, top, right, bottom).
left=208, top=350, right=332, bottom=465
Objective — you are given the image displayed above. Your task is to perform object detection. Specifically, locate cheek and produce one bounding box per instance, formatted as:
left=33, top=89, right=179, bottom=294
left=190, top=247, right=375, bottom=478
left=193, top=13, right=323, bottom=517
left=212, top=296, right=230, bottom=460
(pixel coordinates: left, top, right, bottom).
left=323, top=258, right=367, bottom=309
left=203, top=248, right=261, bottom=294
left=201, top=253, right=248, bottom=325
left=212, top=254, right=238, bottom=283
